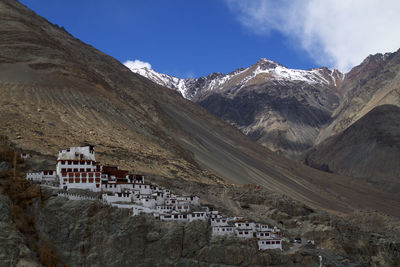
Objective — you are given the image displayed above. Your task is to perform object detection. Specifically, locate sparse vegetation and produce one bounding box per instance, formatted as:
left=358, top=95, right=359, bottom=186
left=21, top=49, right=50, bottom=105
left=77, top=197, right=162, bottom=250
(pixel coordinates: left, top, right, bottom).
left=0, top=137, right=61, bottom=267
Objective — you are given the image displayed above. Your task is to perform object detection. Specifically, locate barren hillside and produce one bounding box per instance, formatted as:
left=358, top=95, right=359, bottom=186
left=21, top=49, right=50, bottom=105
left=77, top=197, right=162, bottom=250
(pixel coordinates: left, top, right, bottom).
left=0, top=0, right=399, bottom=217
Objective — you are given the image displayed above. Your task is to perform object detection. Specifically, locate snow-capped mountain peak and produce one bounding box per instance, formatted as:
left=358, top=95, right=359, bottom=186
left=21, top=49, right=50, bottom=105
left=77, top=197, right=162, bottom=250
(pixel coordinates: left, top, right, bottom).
left=125, top=58, right=344, bottom=100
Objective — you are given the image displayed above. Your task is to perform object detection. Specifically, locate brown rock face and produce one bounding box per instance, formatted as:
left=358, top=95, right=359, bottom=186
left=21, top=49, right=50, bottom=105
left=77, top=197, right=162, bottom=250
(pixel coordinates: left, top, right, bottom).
left=317, top=50, right=400, bottom=143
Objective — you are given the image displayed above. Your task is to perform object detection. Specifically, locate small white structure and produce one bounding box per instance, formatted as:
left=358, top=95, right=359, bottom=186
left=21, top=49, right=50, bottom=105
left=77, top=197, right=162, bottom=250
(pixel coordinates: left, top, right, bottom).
left=235, top=229, right=255, bottom=239
left=58, top=192, right=97, bottom=201
left=211, top=218, right=229, bottom=227
left=212, top=226, right=235, bottom=236
left=102, top=192, right=134, bottom=204
left=188, top=212, right=208, bottom=222
left=20, top=153, right=30, bottom=159
left=132, top=205, right=157, bottom=216
left=235, top=222, right=256, bottom=231
left=258, top=224, right=272, bottom=232
left=140, top=198, right=156, bottom=209
left=133, top=184, right=152, bottom=195
left=156, top=205, right=174, bottom=213
left=26, top=170, right=56, bottom=183
left=160, top=213, right=189, bottom=222
left=256, top=231, right=273, bottom=239
left=258, top=239, right=282, bottom=250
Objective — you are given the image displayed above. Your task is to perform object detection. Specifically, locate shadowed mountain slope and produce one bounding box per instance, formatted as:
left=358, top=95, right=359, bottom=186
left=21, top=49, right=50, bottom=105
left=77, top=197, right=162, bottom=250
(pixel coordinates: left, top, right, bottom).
left=0, top=0, right=399, bottom=217
left=303, top=105, right=400, bottom=192
left=317, top=50, right=400, bottom=143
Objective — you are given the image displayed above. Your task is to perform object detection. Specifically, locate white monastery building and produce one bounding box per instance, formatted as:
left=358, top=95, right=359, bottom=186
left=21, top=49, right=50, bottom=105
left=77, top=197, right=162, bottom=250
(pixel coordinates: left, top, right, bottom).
left=26, top=145, right=284, bottom=251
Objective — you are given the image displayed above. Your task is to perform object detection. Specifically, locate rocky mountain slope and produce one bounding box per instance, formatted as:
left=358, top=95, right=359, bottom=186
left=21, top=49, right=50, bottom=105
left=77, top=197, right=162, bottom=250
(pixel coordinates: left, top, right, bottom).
left=1, top=1, right=400, bottom=266
left=305, top=50, right=400, bottom=186
left=303, top=105, right=400, bottom=192
left=1, top=148, right=399, bottom=266
left=128, top=59, right=344, bottom=158
left=317, top=50, right=400, bottom=143
left=2, top=0, right=399, bottom=217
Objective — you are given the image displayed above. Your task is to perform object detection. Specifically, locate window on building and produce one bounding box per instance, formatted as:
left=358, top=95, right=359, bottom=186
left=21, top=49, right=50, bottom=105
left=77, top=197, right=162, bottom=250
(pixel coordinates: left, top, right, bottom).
left=276, top=241, right=280, bottom=244
left=61, top=168, right=66, bottom=172
left=73, top=168, right=78, bottom=172
left=266, top=241, right=270, bottom=244
left=61, top=160, right=65, bottom=164
left=80, top=168, right=84, bottom=172
left=68, top=160, right=72, bottom=165
left=86, top=168, right=90, bottom=172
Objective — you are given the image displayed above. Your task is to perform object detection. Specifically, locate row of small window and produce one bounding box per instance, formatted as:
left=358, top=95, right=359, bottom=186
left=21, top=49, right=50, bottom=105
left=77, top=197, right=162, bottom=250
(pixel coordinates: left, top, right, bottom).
left=237, top=223, right=252, bottom=227
left=238, top=231, right=251, bottom=235
left=60, top=160, right=93, bottom=165
left=260, top=240, right=280, bottom=245
left=62, top=173, right=101, bottom=178
left=61, top=168, right=94, bottom=172
left=258, top=232, right=270, bottom=236
left=216, top=228, right=233, bottom=231
left=116, top=193, right=131, bottom=197
left=63, top=178, right=100, bottom=183
left=213, top=219, right=227, bottom=223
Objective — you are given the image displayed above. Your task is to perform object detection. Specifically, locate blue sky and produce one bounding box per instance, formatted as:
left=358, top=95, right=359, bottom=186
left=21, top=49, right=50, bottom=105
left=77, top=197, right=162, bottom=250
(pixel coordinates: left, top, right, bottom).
left=19, top=0, right=317, bottom=78
left=20, top=0, right=400, bottom=77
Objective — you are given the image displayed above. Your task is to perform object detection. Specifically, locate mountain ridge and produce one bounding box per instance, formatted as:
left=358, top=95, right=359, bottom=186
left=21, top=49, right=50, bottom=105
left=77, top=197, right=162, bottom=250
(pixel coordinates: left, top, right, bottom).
left=127, top=58, right=344, bottom=158
left=126, top=58, right=344, bottom=101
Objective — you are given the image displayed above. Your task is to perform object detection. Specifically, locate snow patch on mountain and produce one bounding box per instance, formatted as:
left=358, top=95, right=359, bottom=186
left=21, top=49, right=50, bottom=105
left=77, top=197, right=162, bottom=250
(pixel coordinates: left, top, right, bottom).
left=125, top=58, right=344, bottom=100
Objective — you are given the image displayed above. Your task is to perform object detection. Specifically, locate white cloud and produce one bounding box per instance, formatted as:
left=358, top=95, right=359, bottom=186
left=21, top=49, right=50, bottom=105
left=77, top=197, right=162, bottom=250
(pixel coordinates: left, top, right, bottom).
left=124, top=59, right=152, bottom=71
left=225, top=0, right=400, bottom=71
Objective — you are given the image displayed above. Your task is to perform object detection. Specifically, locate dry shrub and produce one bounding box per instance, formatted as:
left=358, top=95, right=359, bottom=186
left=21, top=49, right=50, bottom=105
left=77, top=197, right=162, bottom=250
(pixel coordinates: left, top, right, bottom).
left=0, top=146, right=61, bottom=266
left=39, top=240, right=61, bottom=267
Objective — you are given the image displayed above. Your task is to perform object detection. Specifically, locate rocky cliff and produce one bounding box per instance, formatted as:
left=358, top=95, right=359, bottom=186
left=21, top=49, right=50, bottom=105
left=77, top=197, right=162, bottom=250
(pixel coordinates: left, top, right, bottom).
left=317, top=50, right=400, bottom=143
left=1, top=170, right=400, bottom=267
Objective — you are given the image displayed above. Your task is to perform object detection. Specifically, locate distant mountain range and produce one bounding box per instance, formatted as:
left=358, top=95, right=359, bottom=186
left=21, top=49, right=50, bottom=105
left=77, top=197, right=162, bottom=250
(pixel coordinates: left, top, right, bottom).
left=128, top=49, right=400, bottom=186
left=127, top=59, right=344, bottom=158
